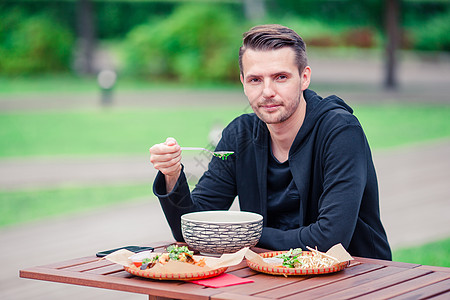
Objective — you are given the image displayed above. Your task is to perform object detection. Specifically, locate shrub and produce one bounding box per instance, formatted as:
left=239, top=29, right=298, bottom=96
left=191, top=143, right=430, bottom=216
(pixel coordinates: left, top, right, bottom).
left=122, top=3, right=242, bottom=83
left=279, top=15, right=380, bottom=49
left=412, top=10, right=450, bottom=52
left=0, top=12, right=74, bottom=75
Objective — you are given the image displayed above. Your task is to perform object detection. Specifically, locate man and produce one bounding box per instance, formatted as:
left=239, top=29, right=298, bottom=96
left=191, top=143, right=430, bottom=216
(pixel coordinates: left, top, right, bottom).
left=149, top=24, right=392, bottom=260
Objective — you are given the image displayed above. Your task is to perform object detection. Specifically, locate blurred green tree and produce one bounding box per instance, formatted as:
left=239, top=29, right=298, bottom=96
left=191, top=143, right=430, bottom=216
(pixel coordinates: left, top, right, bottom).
left=122, top=3, right=242, bottom=83
left=412, top=9, right=450, bottom=51
left=0, top=11, right=74, bottom=75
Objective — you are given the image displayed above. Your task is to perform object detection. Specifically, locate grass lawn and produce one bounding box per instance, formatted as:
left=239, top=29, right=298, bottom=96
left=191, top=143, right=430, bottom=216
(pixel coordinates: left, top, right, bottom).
left=0, top=104, right=449, bottom=158
left=0, top=183, right=154, bottom=227
left=393, top=238, right=450, bottom=267
left=0, top=75, right=99, bottom=95
left=0, top=75, right=240, bottom=96
left=0, top=107, right=244, bottom=158
left=356, top=104, right=450, bottom=150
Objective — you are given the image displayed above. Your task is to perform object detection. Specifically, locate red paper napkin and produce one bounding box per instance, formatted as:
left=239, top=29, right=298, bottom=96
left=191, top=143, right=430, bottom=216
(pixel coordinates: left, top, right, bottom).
left=191, top=273, right=254, bottom=288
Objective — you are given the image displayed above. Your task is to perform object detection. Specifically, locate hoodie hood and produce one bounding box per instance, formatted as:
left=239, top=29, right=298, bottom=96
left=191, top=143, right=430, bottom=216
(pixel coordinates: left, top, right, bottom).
left=289, top=89, right=354, bottom=155
left=251, top=89, right=354, bottom=154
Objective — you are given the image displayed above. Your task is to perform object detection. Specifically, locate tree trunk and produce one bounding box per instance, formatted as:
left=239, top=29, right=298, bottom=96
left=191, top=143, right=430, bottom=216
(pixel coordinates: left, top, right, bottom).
left=76, top=0, right=96, bottom=75
left=243, top=0, right=266, bottom=21
left=385, top=0, right=400, bottom=89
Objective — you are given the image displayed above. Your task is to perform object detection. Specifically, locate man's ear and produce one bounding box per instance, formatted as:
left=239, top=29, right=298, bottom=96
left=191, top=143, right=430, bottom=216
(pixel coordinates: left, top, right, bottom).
left=240, top=73, right=248, bottom=97
left=301, top=66, right=311, bottom=91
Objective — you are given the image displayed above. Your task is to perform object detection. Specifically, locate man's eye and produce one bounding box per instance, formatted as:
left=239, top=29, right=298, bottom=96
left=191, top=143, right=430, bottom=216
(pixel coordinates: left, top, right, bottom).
left=277, top=75, right=287, bottom=80
left=249, top=78, right=260, bottom=83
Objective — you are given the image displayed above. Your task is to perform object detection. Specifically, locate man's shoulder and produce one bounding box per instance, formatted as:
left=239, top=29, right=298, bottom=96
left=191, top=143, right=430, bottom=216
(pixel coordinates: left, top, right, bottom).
left=324, top=106, right=360, bottom=127
left=313, top=94, right=360, bottom=128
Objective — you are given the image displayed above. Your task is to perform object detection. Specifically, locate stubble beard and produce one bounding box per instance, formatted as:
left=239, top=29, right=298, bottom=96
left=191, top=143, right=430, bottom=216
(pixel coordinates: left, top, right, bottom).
left=253, top=95, right=301, bottom=125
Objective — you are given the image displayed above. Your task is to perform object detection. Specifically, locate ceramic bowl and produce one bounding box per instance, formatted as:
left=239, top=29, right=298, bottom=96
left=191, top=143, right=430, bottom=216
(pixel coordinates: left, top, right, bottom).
left=181, top=210, right=263, bottom=255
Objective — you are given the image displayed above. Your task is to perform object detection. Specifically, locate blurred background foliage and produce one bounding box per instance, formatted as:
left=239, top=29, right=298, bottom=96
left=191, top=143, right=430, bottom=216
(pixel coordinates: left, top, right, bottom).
left=0, top=0, right=449, bottom=82
left=122, top=3, right=241, bottom=82
left=0, top=9, right=74, bottom=75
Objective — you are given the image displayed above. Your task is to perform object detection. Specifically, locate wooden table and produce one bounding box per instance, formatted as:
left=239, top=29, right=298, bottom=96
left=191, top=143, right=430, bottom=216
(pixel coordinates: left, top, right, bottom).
left=20, top=241, right=450, bottom=300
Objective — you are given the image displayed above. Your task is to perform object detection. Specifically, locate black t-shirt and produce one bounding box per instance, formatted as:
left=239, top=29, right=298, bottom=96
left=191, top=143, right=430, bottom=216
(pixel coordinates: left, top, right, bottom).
left=266, top=148, right=300, bottom=230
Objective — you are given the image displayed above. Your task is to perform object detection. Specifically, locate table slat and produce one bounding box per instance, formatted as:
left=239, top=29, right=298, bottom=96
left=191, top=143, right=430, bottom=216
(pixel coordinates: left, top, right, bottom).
left=314, top=268, right=432, bottom=299
left=281, top=265, right=407, bottom=299
left=228, top=266, right=258, bottom=278
left=225, top=261, right=250, bottom=273
left=214, top=272, right=305, bottom=296
left=428, top=290, right=450, bottom=299
left=61, top=259, right=114, bottom=272
left=353, top=256, right=421, bottom=269
left=255, top=262, right=384, bottom=298
left=84, top=263, right=125, bottom=275
left=20, top=266, right=219, bottom=300
left=417, top=265, right=450, bottom=273
left=211, top=292, right=271, bottom=300
left=107, top=270, right=135, bottom=278
left=389, top=278, right=450, bottom=300
left=38, top=256, right=99, bottom=269
left=355, top=272, right=450, bottom=299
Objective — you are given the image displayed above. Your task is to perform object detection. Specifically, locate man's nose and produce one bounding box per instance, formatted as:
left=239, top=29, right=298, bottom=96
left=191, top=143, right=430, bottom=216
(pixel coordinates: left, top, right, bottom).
left=262, top=81, right=276, bottom=98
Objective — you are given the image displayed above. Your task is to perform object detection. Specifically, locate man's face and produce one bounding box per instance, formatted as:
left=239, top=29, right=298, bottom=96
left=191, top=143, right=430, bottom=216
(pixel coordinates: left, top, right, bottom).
left=240, top=47, right=310, bottom=124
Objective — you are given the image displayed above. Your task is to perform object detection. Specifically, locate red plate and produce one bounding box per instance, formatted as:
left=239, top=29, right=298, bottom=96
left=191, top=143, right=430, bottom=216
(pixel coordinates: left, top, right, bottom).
left=247, top=251, right=349, bottom=276
left=124, top=264, right=228, bottom=281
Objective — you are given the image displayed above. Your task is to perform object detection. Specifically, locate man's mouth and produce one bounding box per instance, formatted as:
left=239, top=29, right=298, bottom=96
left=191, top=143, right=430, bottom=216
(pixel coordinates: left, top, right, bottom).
left=259, top=102, right=281, bottom=111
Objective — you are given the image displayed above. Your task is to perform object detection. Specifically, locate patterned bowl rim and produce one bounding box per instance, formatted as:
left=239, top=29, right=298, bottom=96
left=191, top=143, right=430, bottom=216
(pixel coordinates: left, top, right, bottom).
left=182, top=234, right=262, bottom=254
left=181, top=210, right=263, bottom=225
left=246, top=251, right=350, bottom=276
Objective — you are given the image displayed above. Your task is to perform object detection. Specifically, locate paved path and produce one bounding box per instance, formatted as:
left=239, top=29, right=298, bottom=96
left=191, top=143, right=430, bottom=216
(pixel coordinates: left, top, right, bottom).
left=373, top=140, right=450, bottom=248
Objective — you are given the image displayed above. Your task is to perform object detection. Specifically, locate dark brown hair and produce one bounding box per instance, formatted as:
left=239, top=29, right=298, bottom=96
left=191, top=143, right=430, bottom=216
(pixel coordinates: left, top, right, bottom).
left=239, top=24, right=308, bottom=76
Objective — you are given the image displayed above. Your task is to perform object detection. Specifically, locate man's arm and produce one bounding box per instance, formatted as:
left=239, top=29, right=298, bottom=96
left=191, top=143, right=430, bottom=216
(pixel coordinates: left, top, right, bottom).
left=153, top=167, right=193, bottom=241
left=149, top=137, right=182, bottom=193
left=151, top=129, right=238, bottom=242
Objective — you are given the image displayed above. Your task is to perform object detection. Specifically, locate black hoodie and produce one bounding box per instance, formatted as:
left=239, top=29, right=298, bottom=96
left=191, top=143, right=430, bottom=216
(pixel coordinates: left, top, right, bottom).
left=154, top=89, right=392, bottom=260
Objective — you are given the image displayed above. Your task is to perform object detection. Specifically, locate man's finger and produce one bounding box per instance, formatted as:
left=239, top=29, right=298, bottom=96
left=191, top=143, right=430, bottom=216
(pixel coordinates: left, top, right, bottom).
left=165, top=137, right=177, bottom=146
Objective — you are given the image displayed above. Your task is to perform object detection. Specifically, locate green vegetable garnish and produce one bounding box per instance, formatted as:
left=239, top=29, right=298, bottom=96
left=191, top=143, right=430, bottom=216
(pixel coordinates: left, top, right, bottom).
left=275, top=248, right=303, bottom=268
left=166, top=245, right=193, bottom=260
left=221, top=153, right=232, bottom=160
left=213, top=152, right=233, bottom=160
left=140, top=255, right=159, bottom=270
left=142, top=256, right=158, bottom=265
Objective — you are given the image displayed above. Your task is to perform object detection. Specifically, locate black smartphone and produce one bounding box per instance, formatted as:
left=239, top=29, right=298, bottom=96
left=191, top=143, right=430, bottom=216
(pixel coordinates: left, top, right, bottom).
left=96, top=246, right=154, bottom=257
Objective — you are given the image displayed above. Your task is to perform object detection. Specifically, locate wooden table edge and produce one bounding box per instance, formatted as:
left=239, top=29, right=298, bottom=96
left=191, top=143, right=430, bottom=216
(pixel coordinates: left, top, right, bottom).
left=18, top=242, right=450, bottom=300
left=19, top=266, right=219, bottom=300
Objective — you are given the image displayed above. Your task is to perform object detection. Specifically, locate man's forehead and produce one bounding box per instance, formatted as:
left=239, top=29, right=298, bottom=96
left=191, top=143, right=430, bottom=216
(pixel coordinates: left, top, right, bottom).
left=241, top=47, right=297, bottom=75
left=243, top=47, right=295, bottom=57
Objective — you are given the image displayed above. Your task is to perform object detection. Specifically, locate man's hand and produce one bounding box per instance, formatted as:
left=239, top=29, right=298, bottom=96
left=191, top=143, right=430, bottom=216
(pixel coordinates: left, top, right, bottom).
left=149, top=137, right=182, bottom=193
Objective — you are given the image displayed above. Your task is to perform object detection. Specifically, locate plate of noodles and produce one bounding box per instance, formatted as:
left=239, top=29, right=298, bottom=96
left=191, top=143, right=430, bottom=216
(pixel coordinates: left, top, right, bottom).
left=246, top=246, right=350, bottom=276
